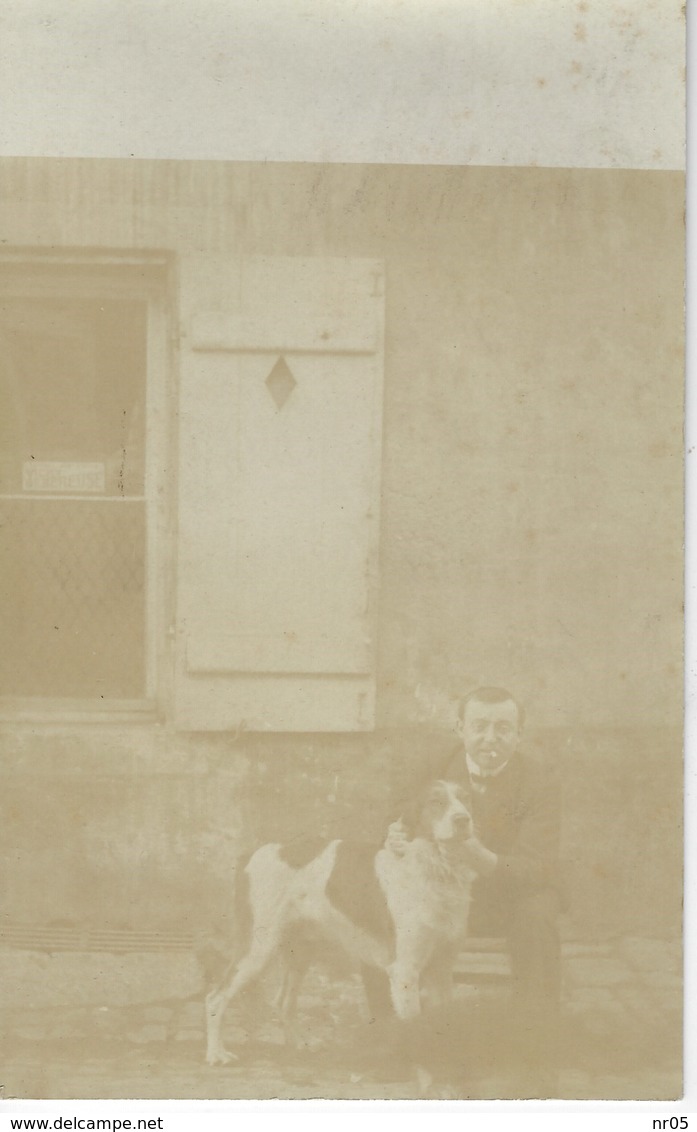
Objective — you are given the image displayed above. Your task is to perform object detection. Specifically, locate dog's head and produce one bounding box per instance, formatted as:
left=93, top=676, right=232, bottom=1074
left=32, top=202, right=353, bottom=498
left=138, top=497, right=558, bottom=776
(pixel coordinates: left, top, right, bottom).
left=403, top=779, right=473, bottom=845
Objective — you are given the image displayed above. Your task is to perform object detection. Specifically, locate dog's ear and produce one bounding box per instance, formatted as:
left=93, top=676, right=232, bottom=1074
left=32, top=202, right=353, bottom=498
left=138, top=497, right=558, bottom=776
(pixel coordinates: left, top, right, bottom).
left=454, top=779, right=474, bottom=814
left=400, top=791, right=427, bottom=839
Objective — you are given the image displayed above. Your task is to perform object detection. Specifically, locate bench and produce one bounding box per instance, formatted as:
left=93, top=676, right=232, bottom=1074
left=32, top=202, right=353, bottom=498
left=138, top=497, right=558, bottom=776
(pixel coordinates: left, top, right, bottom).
left=453, top=937, right=510, bottom=986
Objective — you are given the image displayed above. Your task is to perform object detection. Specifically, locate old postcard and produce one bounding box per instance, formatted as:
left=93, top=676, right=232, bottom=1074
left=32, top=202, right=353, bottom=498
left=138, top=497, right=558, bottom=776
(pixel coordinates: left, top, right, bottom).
left=0, top=0, right=686, bottom=1109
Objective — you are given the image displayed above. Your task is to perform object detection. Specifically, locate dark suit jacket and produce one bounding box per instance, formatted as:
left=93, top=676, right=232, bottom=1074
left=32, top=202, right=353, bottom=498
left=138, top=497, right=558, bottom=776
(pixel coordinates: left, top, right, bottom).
left=441, top=745, right=561, bottom=896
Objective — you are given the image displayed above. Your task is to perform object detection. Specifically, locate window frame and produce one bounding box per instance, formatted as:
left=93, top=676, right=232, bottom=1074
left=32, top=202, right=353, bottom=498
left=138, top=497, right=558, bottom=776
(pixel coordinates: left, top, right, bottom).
left=0, top=250, right=171, bottom=722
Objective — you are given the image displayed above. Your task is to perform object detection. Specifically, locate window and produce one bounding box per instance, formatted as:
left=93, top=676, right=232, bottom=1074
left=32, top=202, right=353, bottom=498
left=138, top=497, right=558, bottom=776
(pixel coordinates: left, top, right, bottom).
left=0, top=258, right=167, bottom=712
left=0, top=253, right=382, bottom=729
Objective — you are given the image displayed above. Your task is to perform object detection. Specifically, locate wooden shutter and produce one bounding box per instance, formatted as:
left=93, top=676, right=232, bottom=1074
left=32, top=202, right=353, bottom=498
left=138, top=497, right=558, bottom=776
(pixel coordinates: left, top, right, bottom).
left=174, top=256, right=384, bottom=731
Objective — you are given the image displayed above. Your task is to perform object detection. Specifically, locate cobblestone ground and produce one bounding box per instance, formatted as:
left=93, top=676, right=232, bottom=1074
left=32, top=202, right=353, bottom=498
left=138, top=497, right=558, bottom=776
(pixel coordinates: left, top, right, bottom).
left=0, top=937, right=682, bottom=1101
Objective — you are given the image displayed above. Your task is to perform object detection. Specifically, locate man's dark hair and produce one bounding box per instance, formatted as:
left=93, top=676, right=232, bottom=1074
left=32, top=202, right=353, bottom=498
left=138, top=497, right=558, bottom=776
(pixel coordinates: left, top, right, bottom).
left=458, top=686, right=525, bottom=729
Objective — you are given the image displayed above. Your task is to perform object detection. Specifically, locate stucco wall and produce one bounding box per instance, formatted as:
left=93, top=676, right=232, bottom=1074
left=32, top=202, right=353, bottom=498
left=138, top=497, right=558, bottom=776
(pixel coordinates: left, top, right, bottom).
left=0, top=160, right=683, bottom=728
left=0, top=160, right=683, bottom=941
left=0, top=723, right=682, bottom=940
left=378, top=173, right=683, bottom=729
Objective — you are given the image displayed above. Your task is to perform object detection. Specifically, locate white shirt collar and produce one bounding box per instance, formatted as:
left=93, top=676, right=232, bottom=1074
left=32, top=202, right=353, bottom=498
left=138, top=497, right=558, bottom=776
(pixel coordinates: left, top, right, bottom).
left=466, top=751, right=512, bottom=780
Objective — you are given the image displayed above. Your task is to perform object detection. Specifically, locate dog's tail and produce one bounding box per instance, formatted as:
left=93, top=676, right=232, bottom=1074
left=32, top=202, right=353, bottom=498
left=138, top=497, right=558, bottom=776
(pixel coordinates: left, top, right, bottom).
left=196, top=855, right=253, bottom=992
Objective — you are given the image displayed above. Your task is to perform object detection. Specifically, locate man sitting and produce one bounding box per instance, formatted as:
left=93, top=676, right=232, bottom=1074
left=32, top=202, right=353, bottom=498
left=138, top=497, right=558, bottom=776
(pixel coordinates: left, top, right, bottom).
left=388, top=685, right=562, bottom=1094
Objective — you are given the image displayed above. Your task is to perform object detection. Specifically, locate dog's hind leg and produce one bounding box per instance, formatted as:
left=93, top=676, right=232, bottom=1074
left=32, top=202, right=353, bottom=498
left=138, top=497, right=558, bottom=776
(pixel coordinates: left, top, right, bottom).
left=274, top=932, right=316, bottom=1049
left=206, top=931, right=284, bottom=1065
left=206, top=856, right=288, bottom=1067
left=205, top=966, right=240, bottom=1067
left=275, top=958, right=306, bottom=1048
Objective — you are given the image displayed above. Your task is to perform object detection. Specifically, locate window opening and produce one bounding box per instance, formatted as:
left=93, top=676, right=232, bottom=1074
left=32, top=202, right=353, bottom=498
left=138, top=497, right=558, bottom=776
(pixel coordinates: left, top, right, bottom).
left=0, top=293, right=150, bottom=699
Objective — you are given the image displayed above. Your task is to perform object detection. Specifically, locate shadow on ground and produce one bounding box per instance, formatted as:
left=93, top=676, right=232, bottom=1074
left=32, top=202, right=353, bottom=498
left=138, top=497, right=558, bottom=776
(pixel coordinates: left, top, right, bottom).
left=2, top=976, right=682, bottom=1101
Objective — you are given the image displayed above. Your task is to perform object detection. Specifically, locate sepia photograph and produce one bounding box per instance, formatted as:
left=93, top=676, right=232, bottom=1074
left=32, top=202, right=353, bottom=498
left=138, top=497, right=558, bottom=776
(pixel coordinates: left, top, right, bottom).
left=0, top=155, right=684, bottom=1102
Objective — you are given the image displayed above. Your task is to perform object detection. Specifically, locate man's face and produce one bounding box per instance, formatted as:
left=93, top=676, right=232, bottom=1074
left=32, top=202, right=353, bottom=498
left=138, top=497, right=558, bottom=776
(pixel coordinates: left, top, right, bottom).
left=458, top=698, right=522, bottom=773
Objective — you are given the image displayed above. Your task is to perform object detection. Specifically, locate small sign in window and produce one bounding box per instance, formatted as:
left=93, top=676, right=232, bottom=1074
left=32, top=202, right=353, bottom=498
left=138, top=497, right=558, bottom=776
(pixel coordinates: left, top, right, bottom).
left=22, top=460, right=106, bottom=494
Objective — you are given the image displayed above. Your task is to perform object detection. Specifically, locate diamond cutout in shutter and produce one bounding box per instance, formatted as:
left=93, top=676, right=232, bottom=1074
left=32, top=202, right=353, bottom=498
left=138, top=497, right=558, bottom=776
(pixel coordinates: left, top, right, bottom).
left=265, top=356, right=297, bottom=410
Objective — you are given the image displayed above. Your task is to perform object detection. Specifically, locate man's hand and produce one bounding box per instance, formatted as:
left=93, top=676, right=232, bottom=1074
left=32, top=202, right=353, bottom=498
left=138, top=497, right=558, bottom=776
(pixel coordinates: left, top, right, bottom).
left=385, top=822, right=498, bottom=874
left=385, top=819, right=409, bottom=858
left=461, top=836, right=498, bottom=876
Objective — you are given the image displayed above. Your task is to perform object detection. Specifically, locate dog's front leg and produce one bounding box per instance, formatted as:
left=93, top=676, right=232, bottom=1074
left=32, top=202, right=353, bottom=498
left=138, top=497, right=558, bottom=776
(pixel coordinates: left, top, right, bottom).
left=387, top=963, right=437, bottom=1097
left=422, top=944, right=456, bottom=1011
left=388, top=928, right=433, bottom=1021
left=387, top=961, right=421, bottom=1021
left=388, top=933, right=437, bottom=1097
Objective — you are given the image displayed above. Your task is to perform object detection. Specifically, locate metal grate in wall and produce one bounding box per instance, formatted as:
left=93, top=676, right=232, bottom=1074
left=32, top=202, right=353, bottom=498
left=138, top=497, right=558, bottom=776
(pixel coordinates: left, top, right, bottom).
left=0, top=922, right=196, bottom=954
left=0, top=922, right=508, bottom=982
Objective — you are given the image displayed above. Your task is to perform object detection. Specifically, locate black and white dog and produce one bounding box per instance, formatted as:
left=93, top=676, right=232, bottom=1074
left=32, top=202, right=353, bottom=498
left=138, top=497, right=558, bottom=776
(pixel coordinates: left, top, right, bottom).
left=204, top=779, right=476, bottom=1071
